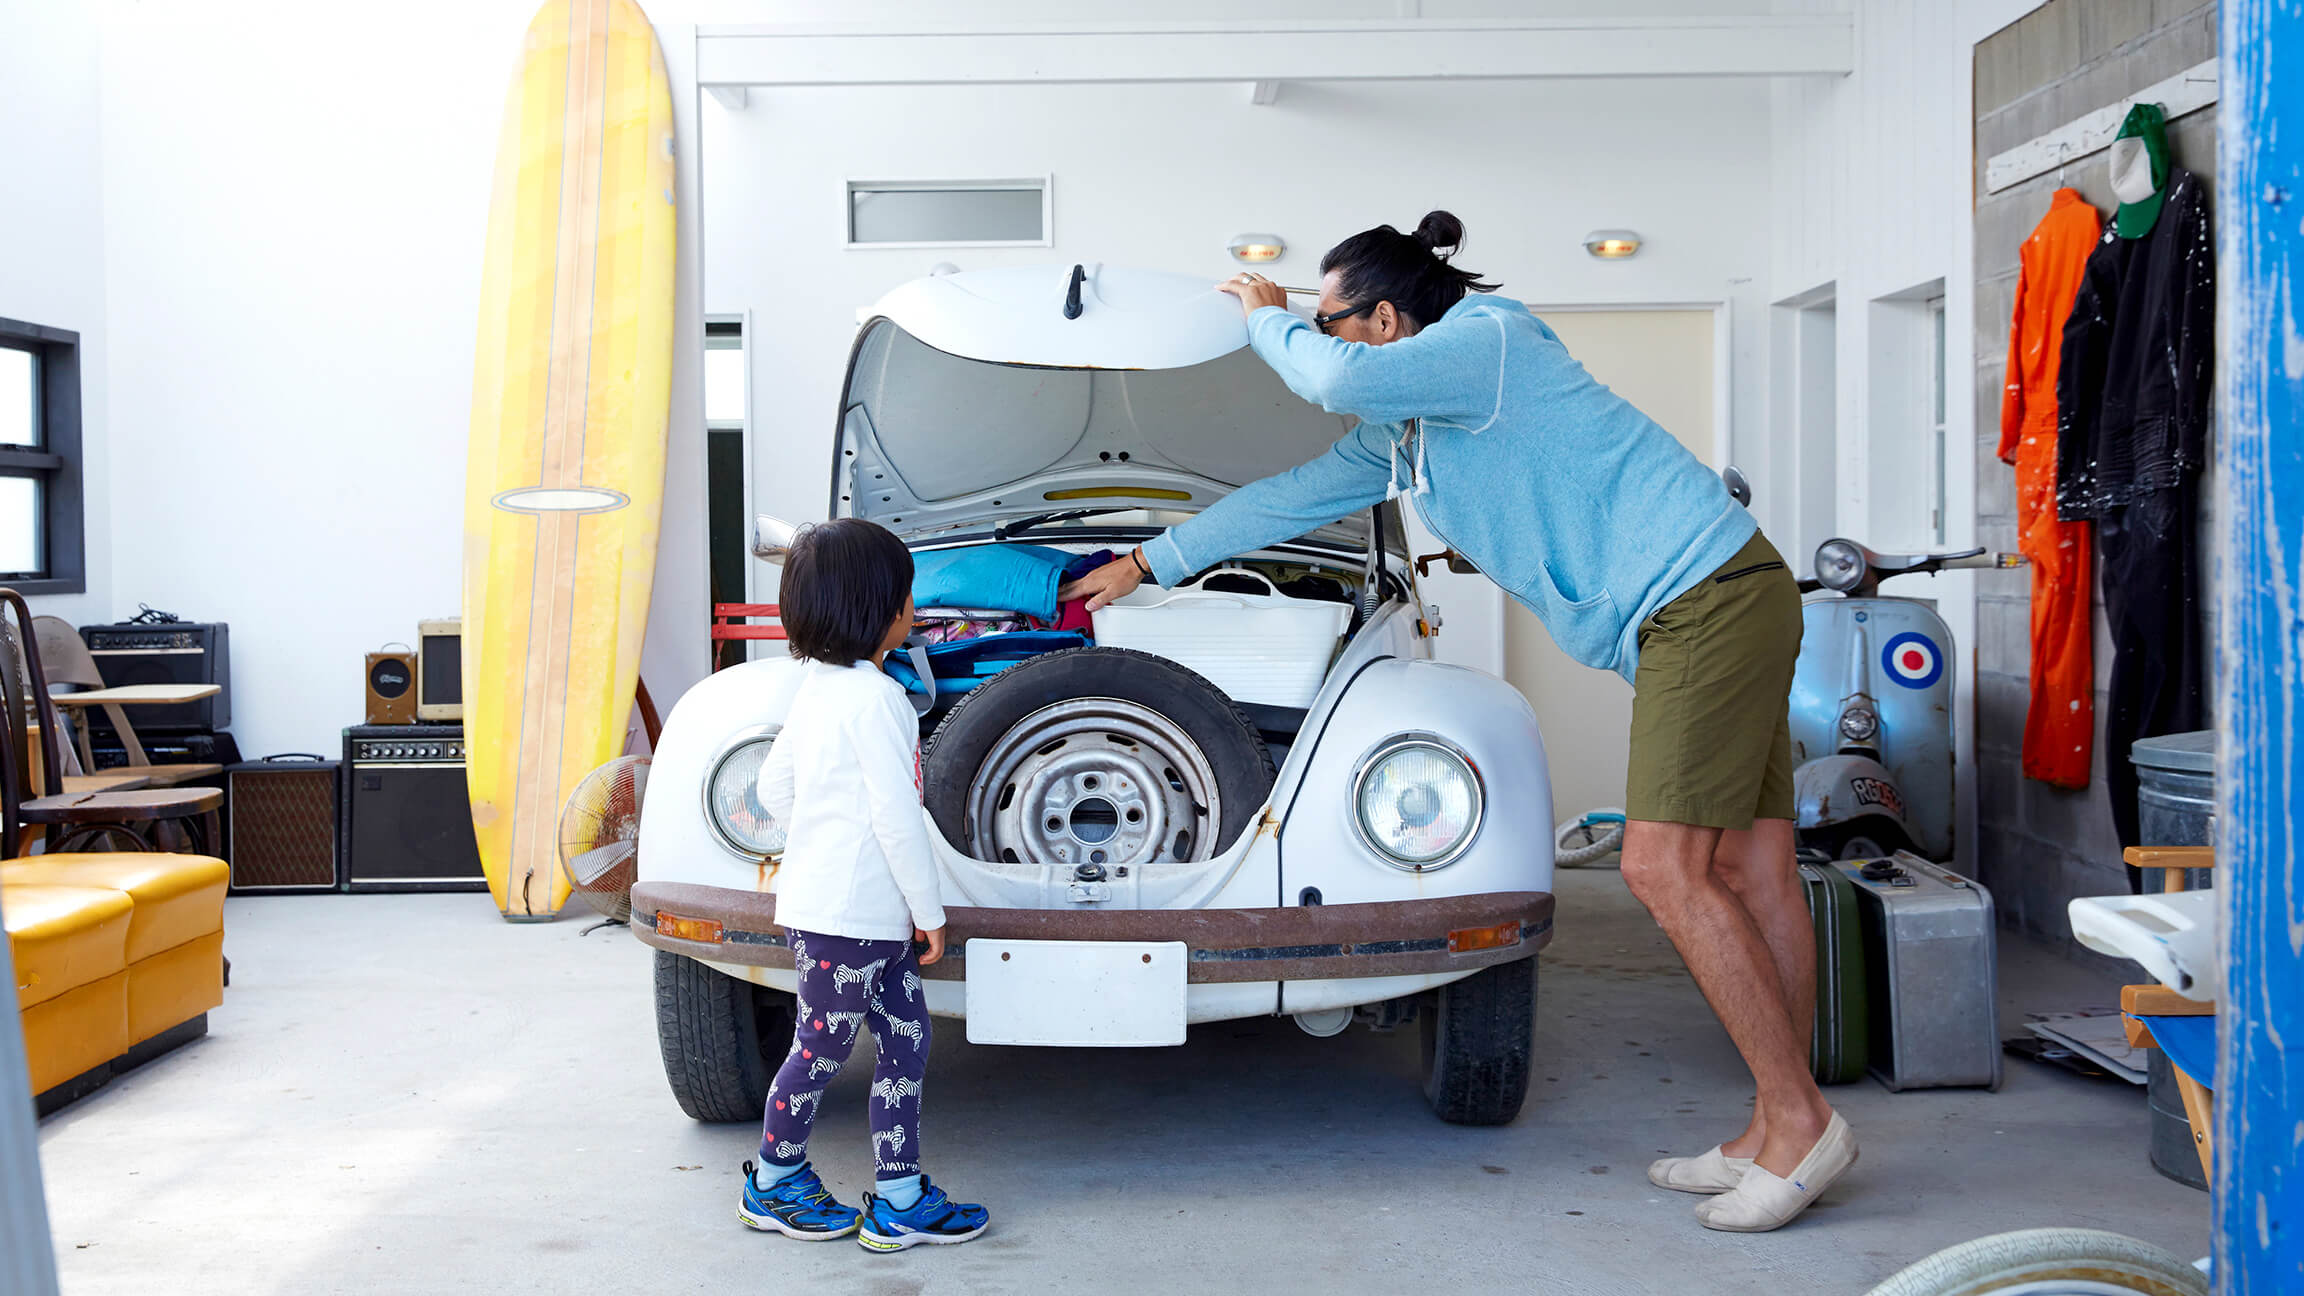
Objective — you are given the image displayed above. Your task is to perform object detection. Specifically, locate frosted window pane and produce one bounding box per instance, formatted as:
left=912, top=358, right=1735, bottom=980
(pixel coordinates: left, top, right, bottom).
left=0, top=349, right=32, bottom=448
left=850, top=186, right=1043, bottom=244
left=704, top=347, right=745, bottom=423
left=1931, top=305, right=1947, bottom=424
left=0, top=478, right=39, bottom=575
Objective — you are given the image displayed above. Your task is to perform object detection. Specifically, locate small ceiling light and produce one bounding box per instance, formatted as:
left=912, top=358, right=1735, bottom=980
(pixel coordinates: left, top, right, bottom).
left=1228, top=233, right=1286, bottom=264
left=1583, top=229, right=1643, bottom=260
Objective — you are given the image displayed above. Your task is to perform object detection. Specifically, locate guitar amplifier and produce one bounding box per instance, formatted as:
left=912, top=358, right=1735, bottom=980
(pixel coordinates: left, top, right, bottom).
left=88, top=729, right=242, bottom=772
left=417, top=618, right=463, bottom=722
left=81, top=621, right=230, bottom=732
left=366, top=649, right=417, bottom=726
left=341, top=725, right=486, bottom=892
left=223, top=756, right=341, bottom=893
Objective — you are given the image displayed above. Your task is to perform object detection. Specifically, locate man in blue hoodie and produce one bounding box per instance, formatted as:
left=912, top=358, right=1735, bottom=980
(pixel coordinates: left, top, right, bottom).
left=1060, top=213, right=1856, bottom=1231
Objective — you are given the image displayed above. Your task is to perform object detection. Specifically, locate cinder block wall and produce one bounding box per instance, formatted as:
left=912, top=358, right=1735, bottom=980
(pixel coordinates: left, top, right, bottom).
left=1971, top=0, right=2216, bottom=966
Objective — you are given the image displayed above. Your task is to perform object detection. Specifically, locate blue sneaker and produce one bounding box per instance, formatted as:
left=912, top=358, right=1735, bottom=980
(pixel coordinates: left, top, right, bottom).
left=738, top=1161, right=860, bottom=1241
left=857, top=1176, right=990, bottom=1252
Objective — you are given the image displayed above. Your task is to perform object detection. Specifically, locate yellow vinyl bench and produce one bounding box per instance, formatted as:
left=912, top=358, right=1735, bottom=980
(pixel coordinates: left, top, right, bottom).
left=4, top=853, right=227, bottom=1111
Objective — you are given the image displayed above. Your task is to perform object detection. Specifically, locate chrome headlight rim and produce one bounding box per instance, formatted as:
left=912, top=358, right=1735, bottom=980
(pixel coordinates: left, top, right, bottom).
left=1348, top=732, right=1485, bottom=872
left=1815, top=538, right=1868, bottom=593
left=1837, top=705, right=1880, bottom=743
left=702, top=723, right=785, bottom=860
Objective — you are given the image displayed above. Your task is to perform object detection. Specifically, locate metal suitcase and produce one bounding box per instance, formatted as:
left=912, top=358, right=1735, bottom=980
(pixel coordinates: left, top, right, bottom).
left=1798, top=856, right=1870, bottom=1084
left=1838, top=852, right=2002, bottom=1091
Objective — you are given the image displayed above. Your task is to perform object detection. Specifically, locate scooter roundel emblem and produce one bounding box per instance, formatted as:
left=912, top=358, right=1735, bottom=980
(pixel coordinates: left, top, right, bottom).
left=1882, top=632, right=1942, bottom=689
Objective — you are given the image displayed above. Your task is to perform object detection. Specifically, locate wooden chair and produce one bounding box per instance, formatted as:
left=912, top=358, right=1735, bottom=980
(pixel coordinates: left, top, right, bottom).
left=30, top=615, right=223, bottom=787
left=2118, top=844, right=2218, bottom=1179
left=0, top=592, right=221, bottom=857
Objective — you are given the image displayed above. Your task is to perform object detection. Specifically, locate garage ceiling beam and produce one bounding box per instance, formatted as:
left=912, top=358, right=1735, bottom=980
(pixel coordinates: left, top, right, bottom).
left=694, top=16, right=1855, bottom=88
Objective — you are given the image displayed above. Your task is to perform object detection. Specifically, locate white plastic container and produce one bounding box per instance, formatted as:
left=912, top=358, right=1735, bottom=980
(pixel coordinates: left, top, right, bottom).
left=1091, top=568, right=1350, bottom=709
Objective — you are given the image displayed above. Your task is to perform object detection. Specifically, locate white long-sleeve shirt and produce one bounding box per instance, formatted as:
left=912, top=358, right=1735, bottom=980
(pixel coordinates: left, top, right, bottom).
left=757, top=660, right=948, bottom=941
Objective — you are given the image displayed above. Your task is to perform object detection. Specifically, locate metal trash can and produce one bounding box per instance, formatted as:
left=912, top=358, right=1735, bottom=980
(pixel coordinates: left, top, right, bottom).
left=2130, top=729, right=2214, bottom=1192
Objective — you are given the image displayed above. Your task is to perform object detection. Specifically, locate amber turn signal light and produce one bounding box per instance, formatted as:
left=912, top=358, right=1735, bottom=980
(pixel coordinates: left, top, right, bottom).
left=1446, top=920, right=1521, bottom=954
left=655, top=912, right=726, bottom=944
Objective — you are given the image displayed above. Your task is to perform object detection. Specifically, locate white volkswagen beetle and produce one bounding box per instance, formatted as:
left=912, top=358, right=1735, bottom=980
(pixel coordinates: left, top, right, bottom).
left=633, top=265, right=1556, bottom=1126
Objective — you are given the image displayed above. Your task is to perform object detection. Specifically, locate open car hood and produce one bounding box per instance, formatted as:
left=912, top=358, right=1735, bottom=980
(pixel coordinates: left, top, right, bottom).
left=836, top=265, right=1377, bottom=550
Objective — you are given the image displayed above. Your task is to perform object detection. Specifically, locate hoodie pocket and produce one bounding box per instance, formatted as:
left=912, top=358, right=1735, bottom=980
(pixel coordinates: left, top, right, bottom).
left=1528, top=561, right=1622, bottom=667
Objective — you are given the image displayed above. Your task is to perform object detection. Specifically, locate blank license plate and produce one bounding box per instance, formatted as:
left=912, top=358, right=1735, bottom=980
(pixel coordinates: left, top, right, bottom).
left=964, top=940, right=1187, bottom=1047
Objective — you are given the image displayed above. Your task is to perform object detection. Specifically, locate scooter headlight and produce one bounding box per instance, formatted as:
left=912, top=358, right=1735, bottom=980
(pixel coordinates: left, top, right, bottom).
left=1815, top=539, right=1868, bottom=592
left=705, top=726, right=787, bottom=859
left=1838, top=707, right=1879, bottom=743
left=1352, top=737, right=1483, bottom=871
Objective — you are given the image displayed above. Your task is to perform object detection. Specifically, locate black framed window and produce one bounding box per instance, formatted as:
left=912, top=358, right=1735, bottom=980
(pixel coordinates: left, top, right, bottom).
left=0, top=318, right=84, bottom=595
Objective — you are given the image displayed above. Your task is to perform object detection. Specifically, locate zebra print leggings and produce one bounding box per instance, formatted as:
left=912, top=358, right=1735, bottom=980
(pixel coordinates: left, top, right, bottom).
left=760, top=929, right=930, bottom=1179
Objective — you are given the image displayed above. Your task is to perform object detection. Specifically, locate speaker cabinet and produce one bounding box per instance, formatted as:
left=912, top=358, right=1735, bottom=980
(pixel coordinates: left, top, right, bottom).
left=416, top=618, right=462, bottom=722
left=224, top=757, right=341, bottom=893
left=365, top=650, right=417, bottom=726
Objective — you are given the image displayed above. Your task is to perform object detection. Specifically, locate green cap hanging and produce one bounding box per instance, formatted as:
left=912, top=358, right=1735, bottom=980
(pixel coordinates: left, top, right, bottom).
left=2108, top=102, right=2170, bottom=239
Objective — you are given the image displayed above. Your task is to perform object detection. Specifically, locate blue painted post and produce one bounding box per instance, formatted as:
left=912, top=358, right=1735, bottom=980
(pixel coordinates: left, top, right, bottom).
left=2218, top=3, right=2304, bottom=1291
left=0, top=890, right=61, bottom=1295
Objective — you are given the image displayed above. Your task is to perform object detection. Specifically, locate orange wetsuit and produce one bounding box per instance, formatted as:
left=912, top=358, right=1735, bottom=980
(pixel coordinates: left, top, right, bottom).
left=1999, top=188, right=2099, bottom=789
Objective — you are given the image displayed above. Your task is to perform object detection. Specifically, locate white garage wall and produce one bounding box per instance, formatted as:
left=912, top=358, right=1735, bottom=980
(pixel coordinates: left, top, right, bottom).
left=74, top=0, right=1785, bottom=758
left=706, top=75, right=1776, bottom=680
left=87, top=0, right=712, bottom=759
left=1762, top=0, right=2047, bottom=872
left=2, top=0, right=110, bottom=628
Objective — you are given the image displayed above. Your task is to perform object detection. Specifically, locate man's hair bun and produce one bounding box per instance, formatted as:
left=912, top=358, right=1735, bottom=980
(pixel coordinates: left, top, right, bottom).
left=1319, top=210, right=1498, bottom=328
left=1414, top=210, right=1466, bottom=256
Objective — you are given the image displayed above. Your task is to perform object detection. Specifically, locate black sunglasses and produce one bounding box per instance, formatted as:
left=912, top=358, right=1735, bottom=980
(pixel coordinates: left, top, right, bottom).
left=1314, top=301, right=1377, bottom=335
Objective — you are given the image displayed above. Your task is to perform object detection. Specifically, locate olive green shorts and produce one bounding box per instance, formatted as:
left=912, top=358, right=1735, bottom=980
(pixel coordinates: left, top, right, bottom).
left=1625, top=532, right=1802, bottom=830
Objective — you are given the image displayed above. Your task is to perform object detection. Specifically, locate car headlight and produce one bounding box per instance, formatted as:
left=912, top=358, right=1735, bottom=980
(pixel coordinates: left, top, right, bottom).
left=1352, top=737, right=1483, bottom=870
left=1838, top=706, right=1879, bottom=743
left=705, top=726, right=787, bottom=858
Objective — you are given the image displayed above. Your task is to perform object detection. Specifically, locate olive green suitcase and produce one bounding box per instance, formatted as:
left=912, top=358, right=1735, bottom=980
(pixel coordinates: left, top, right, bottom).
left=1800, top=858, right=1870, bottom=1084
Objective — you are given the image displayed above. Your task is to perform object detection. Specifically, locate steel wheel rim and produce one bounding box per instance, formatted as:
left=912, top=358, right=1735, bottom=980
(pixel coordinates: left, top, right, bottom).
left=966, top=697, right=1222, bottom=866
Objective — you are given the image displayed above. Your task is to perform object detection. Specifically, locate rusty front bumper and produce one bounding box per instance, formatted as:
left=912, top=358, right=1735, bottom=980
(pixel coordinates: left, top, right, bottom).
left=632, top=881, right=1554, bottom=983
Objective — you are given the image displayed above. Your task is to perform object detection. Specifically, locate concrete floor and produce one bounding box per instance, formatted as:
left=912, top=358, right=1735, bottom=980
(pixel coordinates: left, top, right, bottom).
left=35, top=870, right=2208, bottom=1295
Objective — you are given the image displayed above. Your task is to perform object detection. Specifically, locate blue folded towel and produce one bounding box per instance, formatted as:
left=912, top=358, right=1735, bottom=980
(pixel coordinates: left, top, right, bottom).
left=885, top=630, right=1090, bottom=697
left=912, top=544, right=1076, bottom=621
left=2132, top=1012, right=2216, bottom=1088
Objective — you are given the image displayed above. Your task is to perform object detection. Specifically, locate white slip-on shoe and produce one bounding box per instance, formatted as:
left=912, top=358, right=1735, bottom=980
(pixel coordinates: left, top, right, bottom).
left=1693, top=1113, right=1857, bottom=1233
left=1646, top=1146, right=1754, bottom=1194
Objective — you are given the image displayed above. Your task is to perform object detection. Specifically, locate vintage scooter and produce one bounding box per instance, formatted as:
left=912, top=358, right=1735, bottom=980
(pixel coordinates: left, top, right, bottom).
left=1719, top=468, right=2022, bottom=861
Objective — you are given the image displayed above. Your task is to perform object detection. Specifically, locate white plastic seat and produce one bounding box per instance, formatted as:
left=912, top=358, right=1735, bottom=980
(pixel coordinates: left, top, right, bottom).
left=2068, top=887, right=2218, bottom=1002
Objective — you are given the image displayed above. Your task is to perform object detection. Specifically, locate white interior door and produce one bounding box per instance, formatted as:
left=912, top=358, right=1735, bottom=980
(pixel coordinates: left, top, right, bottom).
left=1501, top=309, right=1717, bottom=826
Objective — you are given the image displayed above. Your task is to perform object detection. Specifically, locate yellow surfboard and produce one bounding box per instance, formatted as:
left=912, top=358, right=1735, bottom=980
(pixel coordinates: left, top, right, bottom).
left=463, top=0, right=674, bottom=920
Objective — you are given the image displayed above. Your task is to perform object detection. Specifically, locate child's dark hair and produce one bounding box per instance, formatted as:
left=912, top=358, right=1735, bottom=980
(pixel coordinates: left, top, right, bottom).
left=1319, top=210, right=1499, bottom=330
left=780, top=519, right=914, bottom=665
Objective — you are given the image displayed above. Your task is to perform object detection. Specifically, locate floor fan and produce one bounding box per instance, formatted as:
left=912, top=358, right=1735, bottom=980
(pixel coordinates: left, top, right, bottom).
left=558, top=756, right=649, bottom=926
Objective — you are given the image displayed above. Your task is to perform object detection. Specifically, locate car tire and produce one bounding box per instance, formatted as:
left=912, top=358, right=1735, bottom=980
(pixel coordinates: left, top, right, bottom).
left=653, top=949, right=796, bottom=1123
left=922, top=647, right=1274, bottom=863
left=1420, top=956, right=1536, bottom=1126
left=1861, top=1227, right=2208, bottom=1296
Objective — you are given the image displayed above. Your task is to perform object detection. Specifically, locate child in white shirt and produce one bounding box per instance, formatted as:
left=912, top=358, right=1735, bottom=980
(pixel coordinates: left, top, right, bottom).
left=738, top=518, right=989, bottom=1252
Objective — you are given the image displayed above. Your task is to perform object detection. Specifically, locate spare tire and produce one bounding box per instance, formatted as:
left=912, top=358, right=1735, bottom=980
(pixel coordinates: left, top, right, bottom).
left=923, top=647, right=1274, bottom=866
